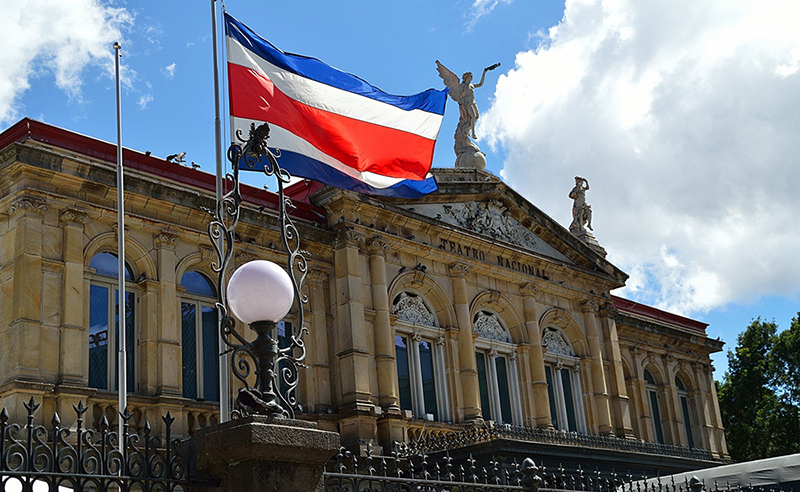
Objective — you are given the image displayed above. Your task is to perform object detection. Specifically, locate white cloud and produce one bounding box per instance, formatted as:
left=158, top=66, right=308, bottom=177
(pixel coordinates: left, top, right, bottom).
left=163, top=62, right=176, bottom=79
left=481, top=0, right=800, bottom=315
left=466, top=0, right=514, bottom=31
left=137, top=82, right=153, bottom=109
left=0, top=0, right=134, bottom=124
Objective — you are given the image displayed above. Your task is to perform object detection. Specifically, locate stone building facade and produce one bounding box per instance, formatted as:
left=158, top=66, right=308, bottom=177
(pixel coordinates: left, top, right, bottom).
left=0, top=119, right=727, bottom=466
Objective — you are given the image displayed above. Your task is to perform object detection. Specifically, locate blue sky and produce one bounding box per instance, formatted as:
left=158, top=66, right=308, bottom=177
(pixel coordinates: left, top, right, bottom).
left=2, top=0, right=799, bottom=381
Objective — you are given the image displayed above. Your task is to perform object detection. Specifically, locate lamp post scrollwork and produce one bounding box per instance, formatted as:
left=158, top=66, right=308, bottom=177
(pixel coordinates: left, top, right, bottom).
left=207, top=122, right=309, bottom=419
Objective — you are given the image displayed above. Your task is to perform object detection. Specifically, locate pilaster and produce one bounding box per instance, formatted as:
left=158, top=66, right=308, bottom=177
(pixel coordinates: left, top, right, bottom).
left=581, top=300, right=612, bottom=435
left=367, top=237, right=399, bottom=414
left=450, top=263, right=480, bottom=421
left=599, top=302, right=634, bottom=438
left=155, top=231, right=180, bottom=396
left=520, top=283, right=551, bottom=429
left=59, top=208, right=89, bottom=385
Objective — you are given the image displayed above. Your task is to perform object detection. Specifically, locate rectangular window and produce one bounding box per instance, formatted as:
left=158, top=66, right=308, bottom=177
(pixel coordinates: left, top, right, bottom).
left=561, top=368, right=577, bottom=431
left=475, top=351, right=492, bottom=421
left=181, top=303, right=198, bottom=399
left=395, top=336, right=413, bottom=412
left=89, top=285, right=109, bottom=390
left=545, top=366, right=559, bottom=429
left=649, top=390, right=665, bottom=444
left=201, top=306, right=219, bottom=401
left=495, top=356, right=513, bottom=424
left=418, top=340, right=437, bottom=420
left=681, top=396, right=694, bottom=448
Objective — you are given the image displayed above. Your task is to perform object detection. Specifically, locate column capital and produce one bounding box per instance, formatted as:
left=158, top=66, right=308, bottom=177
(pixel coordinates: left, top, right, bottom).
left=599, top=302, right=619, bottom=319
left=9, top=196, right=48, bottom=217
left=336, top=226, right=365, bottom=248
left=236, top=250, right=259, bottom=264
left=580, top=299, right=600, bottom=313
left=59, top=207, right=89, bottom=226
left=200, top=245, right=216, bottom=262
left=155, top=231, right=180, bottom=249
left=367, top=236, right=391, bottom=256
left=520, top=283, right=542, bottom=300
left=448, top=263, right=471, bottom=277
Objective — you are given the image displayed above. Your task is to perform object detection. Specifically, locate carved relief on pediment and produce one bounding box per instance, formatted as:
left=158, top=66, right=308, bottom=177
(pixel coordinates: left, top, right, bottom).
left=473, top=311, right=511, bottom=343
left=392, top=292, right=436, bottom=327
left=442, top=201, right=538, bottom=250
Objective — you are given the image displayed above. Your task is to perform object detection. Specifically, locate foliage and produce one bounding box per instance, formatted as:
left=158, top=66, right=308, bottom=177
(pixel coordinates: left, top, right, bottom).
left=718, top=313, right=800, bottom=462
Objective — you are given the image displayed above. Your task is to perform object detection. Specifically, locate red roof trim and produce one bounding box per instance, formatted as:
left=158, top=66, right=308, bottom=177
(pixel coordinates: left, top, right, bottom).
left=611, top=295, right=708, bottom=333
left=0, top=118, right=327, bottom=223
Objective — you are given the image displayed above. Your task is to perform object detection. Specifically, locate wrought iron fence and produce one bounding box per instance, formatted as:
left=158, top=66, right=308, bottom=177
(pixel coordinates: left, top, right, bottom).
left=323, top=448, right=793, bottom=492
left=0, top=397, right=191, bottom=492
left=399, top=424, right=715, bottom=462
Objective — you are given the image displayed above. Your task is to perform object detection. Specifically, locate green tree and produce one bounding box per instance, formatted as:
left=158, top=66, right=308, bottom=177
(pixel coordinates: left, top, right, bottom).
left=718, top=314, right=800, bottom=461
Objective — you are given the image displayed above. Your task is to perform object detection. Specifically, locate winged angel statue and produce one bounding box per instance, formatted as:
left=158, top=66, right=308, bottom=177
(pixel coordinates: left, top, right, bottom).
left=436, top=60, right=500, bottom=169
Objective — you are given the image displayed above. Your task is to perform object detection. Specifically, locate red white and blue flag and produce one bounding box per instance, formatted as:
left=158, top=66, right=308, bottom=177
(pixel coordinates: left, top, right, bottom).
left=225, top=14, right=445, bottom=198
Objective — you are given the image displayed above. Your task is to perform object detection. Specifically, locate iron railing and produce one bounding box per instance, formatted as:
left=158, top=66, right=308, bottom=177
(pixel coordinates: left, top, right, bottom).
left=400, top=424, right=715, bottom=462
left=0, top=398, right=192, bottom=491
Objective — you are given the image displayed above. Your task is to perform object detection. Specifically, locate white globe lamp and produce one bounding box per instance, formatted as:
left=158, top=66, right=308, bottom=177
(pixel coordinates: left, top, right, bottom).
left=227, top=260, right=294, bottom=324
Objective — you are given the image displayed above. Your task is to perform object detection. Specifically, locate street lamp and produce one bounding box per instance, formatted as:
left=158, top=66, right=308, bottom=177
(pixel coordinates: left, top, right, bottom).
left=208, top=122, right=308, bottom=419
left=226, top=260, right=294, bottom=414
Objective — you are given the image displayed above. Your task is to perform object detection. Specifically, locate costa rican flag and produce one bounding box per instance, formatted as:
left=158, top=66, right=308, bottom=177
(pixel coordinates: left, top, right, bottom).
left=225, top=14, right=445, bottom=198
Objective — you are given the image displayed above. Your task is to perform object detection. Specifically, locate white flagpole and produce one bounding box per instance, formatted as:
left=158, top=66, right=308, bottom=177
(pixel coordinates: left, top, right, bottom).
left=211, top=0, right=230, bottom=422
left=113, top=41, right=128, bottom=452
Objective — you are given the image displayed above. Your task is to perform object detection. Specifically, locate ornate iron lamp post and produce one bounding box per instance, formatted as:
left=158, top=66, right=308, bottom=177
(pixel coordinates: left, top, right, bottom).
left=208, top=122, right=308, bottom=419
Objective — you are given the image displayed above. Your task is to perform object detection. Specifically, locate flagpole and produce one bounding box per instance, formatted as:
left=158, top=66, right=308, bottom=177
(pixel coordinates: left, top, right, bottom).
left=113, top=41, right=127, bottom=453
left=211, top=0, right=230, bottom=422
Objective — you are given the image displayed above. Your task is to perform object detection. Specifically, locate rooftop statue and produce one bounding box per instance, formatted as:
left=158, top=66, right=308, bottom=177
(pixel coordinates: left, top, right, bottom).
left=436, top=60, right=500, bottom=170
left=569, top=176, right=593, bottom=234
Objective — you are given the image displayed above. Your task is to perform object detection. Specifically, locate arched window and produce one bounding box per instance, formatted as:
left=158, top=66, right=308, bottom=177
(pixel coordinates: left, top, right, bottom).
left=473, top=311, right=523, bottom=426
left=181, top=271, right=219, bottom=401
left=392, top=292, right=449, bottom=422
left=676, top=375, right=695, bottom=448
left=542, top=328, right=585, bottom=433
left=88, top=252, right=137, bottom=392
left=644, top=369, right=665, bottom=444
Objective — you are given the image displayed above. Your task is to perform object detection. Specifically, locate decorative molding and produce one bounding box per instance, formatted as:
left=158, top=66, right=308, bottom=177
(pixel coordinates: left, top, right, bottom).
left=59, top=208, right=89, bottom=225
left=435, top=336, right=445, bottom=347
left=392, top=292, right=436, bottom=326
left=448, top=263, right=471, bottom=277
left=581, top=300, right=600, bottom=313
left=488, top=348, right=499, bottom=359
left=411, top=332, right=423, bottom=343
left=520, top=283, right=541, bottom=300
left=599, top=302, right=619, bottom=319
left=509, top=351, right=518, bottom=362
left=200, top=245, right=215, bottom=262
left=236, top=251, right=259, bottom=264
left=9, top=196, right=48, bottom=217
left=336, top=226, right=365, bottom=248
left=441, top=200, right=538, bottom=250
left=542, top=329, right=574, bottom=357
left=155, top=231, right=180, bottom=249
left=473, top=311, right=511, bottom=343
left=367, top=236, right=391, bottom=256
left=488, top=290, right=501, bottom=305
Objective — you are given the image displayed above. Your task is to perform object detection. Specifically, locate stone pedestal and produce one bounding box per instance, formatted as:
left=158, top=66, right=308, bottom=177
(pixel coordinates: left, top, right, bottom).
left=193, top=415, right=340, bottom=492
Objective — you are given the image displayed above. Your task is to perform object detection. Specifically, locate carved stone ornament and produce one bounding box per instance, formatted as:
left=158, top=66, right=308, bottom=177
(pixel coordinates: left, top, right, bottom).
left=542, top=329, right=575, bottom=357
left=581, top=300, right=599, bottom=313
left=442, top=201, right=538, bottom=250
left=367, top=237, right=391, bottom=256
left=155, top=231, right=180, bottom=249
left=200, top=245, right=216, bottom=262
left=9, top=197, right=48, bottom=216
left=337, top=226, right=365, bottom=248
left=60, top=208, right=89, bottom=225
left=520, top=283, right=541, bottom=299
left=236, top=251, right=259, bottom=264
left=448, top=263, right=471, bottom=277
left=392, top=292, right=437, bottom=327
left=473, top=311, right=511, bottom=343
left=599, top=302, right=619, bottom=319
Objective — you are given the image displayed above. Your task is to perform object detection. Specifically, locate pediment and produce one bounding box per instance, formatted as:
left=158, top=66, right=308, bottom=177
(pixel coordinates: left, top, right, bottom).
left=398, top=200, right=572, bottom=264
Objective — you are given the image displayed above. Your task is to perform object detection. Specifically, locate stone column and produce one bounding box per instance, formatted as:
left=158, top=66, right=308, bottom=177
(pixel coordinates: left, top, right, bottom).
left=308, top=271, right=332, bottom=412
left=450, top=263, right=481, bottom=421
left=154, top=232, right=180, bottom=396
left=194, top=416, right=340, bottom=492
left=8, top=197, right=48, bottom=383
left=367, top=237, right=399, bottom=413
left=705, top=363, right=729, bottom=458
left=334, top=227, right=378, bottom=447
left=59, top=208, right=88, bottom=386
left=661, top=354, right=679, bottom=445
left=599, top=303, right=634, bottom=438
left=520, top=283, right=551, bottom=429
left=581, top=300, right=612, bottom=435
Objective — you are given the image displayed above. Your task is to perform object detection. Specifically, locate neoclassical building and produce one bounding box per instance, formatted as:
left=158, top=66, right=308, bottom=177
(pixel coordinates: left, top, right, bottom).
left=0, top=119, right=727, bottom=474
